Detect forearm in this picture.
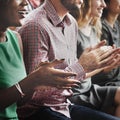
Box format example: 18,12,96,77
0,72,37,110
86,68,104,78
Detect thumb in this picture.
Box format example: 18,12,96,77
36,59,65,69
84,46,92,53
48,59,65,67
92,40,106,50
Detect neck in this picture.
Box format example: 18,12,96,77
81,17,93,28
50,0,68,20
0,32,6,42
0,24,7,33
79,17,93,37
106,13,118,28
0,26,7,42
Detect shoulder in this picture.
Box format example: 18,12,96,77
67,13,78,25
67,13,78,34
7,29,21,41
101,19,110,32
10,30,21,40
19,9,48,34
7,29,23,54
11,30,23,54
24,7,47,25
101,19,109,29
115,20,120,27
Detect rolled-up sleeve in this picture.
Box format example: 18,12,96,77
65,62,86,81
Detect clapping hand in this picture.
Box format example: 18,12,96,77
34,59,80,89
78,40,120,78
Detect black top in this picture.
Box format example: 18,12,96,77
91,19,120,86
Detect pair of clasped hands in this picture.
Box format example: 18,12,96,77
35,40,120,89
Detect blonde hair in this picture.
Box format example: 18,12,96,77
78,0,102,38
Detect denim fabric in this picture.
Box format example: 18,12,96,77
69,105,120,120
19,105,120,120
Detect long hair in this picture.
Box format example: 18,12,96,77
78,0,102,38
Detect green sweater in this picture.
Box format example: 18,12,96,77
0,29,26,119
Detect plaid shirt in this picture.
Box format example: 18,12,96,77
18,0,85,118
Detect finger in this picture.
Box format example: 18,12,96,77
99,48,119,61
108,54,120,67
56,85,72,89
99,55,116,68
36,59,65,68
65,78,80,85
58,77,80,84
55,77,80,86
39,61,49,66
48,59,65,67
92,40,106,50
84,46,92,53
103,59,118,72
95,46,113,57
56,83,80,89
51,68,77,77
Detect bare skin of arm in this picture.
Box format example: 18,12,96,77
0,59,79,110
78,40,120,78
0,33,80,110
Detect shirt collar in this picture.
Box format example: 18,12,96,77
43,0,71,27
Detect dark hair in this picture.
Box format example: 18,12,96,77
102,0,110,18
69,5,80,21
0,0,9,3
0,0,11,9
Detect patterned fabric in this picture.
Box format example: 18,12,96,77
18,0,85,118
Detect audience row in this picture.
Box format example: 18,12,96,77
1,0,120,120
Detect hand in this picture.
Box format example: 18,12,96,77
78,41,120,73
86,56,120,78
34,59,80,89
101,44,120,72
103,52,120,73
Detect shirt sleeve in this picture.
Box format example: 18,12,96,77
18,21,49,74
65,62,86,81
18,21,86,81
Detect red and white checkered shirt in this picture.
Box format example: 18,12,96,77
18,0,85,118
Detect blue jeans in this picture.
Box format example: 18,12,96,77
20,105,120,120
70,105,120,120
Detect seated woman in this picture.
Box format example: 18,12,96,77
92,0,120,86
69,0,120,117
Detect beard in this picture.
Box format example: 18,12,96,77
60,0,78,11
69,5,80,21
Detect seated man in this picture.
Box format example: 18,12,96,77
17,0,120,119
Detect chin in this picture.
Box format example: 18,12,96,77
12,20,22,27
95,13,102,18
